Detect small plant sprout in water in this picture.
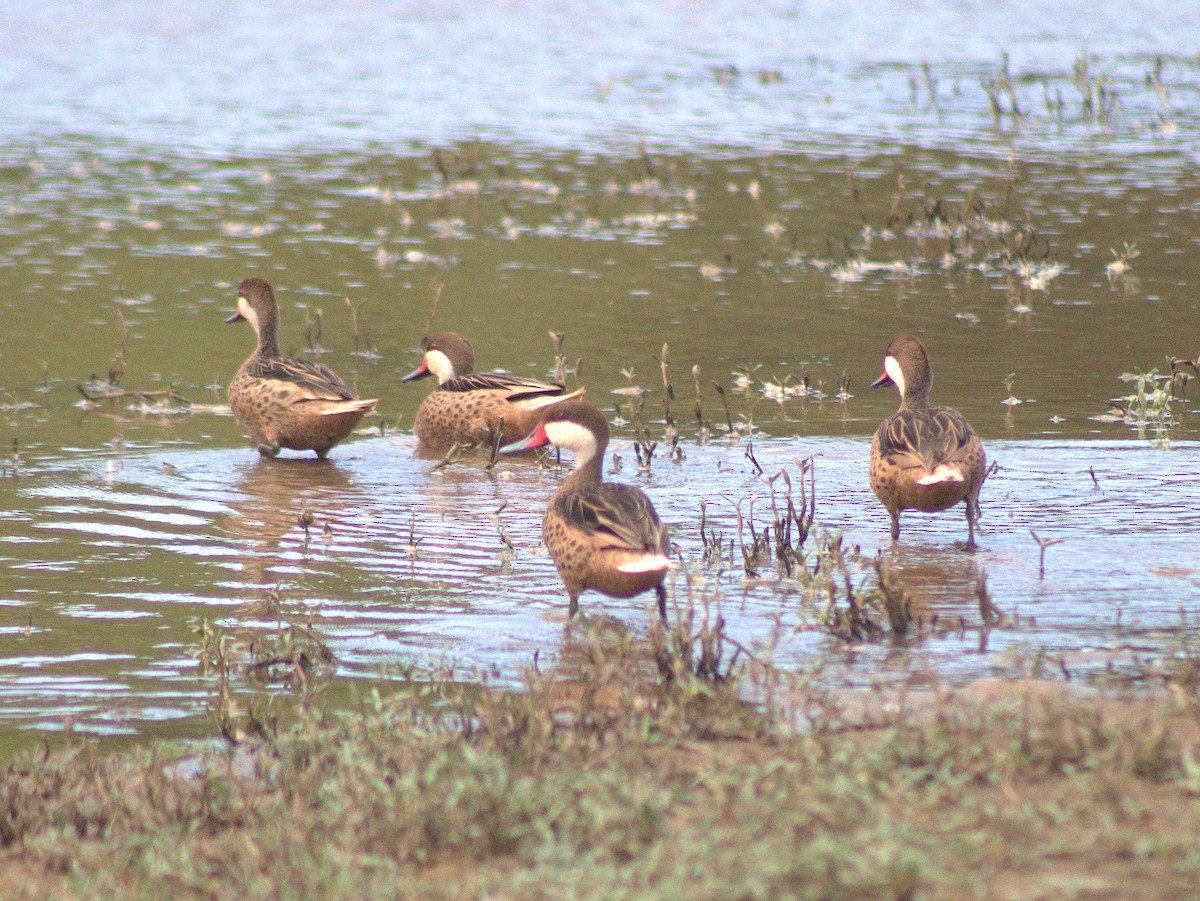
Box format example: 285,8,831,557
549,331,567,383
697,500,727,567
612,367,645,399
407,510,422,560
304,306,323,353
485,416,507,471
6,438,22,478
760,367,823,404
836,370,852,402
1001,373,1022,407
1106,242,1140,279
744,441,764,476
731,359,761,392
344,295,367,349
1030,529,1064,580
491,500,515,557
710,379,736,437
656,343,678,448
431,440,467,472
1110,367,1176,444
629,393,657,473
297,502,315,544
734,495,770,576
692,363,710,439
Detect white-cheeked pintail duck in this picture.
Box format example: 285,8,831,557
402,331,584,451
227,277,378,459
869,334,986,549
501,400,672,620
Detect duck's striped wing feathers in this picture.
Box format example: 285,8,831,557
876,406,974,471
246,356,358,401
554,484,668,555
441,372,567,402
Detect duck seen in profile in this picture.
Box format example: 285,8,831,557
402,331,584,451
500,400,672,620
227,277,378,459
869,334,987,549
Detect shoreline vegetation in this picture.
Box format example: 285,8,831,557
4,611,1200,899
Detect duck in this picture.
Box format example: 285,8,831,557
501,400,672,620
869,334,986,549
226,277,378,459
401,331,585,451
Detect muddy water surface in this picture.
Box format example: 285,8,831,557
1,1,1199,752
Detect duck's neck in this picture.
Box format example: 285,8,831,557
254,315,282,359
562,444,605,489
899,384,932,412
257,334,281,359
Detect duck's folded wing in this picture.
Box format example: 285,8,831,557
877,407,974,469
247,357,358,401
555,486,667,553
442,372,566,402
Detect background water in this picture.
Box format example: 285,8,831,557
0,0,1198,753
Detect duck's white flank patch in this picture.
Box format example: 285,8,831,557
426,349,455,384
917,463,964,485
317,398,377,416
544,420,597,468
523,387,586,410
617,555,673,573
884,353,906,398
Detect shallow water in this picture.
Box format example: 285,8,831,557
1,0,1199,752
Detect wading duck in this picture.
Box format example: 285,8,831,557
501,400,672,620
227,277,378,458
402,331,584,451
869,334,986,549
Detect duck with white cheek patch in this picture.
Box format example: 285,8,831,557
869,335,987,549
402,331,585,452
500,400,672,620
227,277,378,459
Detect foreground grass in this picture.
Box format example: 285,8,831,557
3,631,1200,900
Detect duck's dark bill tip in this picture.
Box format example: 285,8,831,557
401,361,430,382
870,372,893,389
225,311,245,324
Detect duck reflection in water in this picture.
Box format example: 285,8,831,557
224,458,359,588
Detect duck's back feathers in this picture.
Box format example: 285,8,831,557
243,356,359,402
440,371,569,401
875,406,975,474
554,483,669,557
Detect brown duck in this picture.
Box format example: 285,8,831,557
869,335,986,548
227,277,378,458
402,331,584,451
501,400,672,620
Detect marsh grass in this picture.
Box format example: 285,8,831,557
189,613,337,744
1108,364,1183,444
5,625,1200,899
